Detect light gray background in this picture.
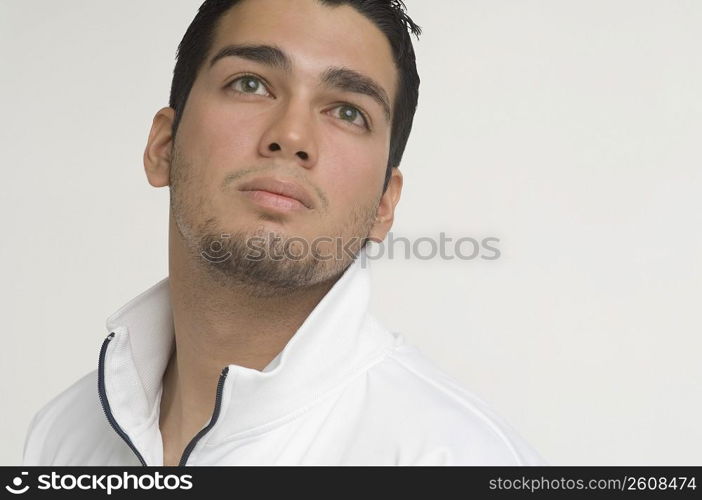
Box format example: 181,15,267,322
1,0,700,465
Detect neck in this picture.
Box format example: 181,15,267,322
159,218,338,461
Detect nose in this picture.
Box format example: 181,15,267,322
258,99,317,168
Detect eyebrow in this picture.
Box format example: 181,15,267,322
320,67,391,123
208,43,392,122
209,44,292,73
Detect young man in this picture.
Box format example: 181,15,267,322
23,0,545,465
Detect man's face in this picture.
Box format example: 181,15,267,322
147,0,402,295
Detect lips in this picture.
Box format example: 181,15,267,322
238,176,314,209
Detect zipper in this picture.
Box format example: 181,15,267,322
97,332,147,466
178,365,230,466
98,331,231,467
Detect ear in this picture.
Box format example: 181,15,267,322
368,168,403,243
143,107,175,187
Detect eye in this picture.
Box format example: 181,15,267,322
228,74,272,97
329,104,370,130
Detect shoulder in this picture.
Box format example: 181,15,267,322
361,332,547,465
23,369,114,465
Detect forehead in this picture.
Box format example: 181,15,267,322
209,0,398,104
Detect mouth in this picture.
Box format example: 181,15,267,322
239,189,308,211
238,176,314,211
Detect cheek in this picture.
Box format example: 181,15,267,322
319,136,387,210
176,95,266,194
184,103,261,166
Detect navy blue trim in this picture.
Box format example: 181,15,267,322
97,332,148,466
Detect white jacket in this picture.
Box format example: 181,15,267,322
23,250,546,466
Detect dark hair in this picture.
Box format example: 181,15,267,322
169,0,421,193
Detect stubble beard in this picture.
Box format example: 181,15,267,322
169,145,379,297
